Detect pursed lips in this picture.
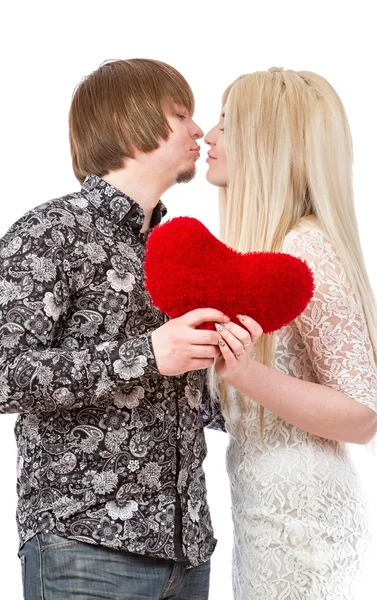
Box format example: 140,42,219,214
190,146,201,159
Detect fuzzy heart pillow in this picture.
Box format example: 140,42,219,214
144,217,314,333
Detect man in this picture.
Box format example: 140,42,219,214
0,59,227,599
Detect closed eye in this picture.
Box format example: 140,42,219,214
177,114,186,120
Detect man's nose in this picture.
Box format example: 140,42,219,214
192,122,204,139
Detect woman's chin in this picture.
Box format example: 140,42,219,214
205,171,227,188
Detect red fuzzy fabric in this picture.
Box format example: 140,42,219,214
144,217,315,334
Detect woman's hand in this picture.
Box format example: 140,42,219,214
215,315,263,381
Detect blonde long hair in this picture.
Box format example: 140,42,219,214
216,68,377,419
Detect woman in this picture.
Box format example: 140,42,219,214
204,68,377,599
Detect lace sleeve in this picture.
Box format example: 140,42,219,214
284,227,377,413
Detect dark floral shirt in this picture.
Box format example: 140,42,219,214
0,174,224,567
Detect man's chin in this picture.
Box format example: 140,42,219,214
176,166,196,184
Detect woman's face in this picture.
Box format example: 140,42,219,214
204,107,228,187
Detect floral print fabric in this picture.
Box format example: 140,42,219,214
0,174,224,566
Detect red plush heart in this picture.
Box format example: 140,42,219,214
144,217,314,333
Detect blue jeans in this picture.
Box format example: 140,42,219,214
19,533,211,600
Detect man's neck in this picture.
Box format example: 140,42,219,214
103,164,170,233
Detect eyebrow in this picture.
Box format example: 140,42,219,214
171,103,191,115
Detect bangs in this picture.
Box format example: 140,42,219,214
145,62,195,116
69,58,195,182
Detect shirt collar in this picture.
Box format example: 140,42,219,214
81,174,167,232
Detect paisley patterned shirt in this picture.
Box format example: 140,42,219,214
0,174,224,567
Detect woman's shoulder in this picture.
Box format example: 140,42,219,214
282,218,331,258
282,219,352,294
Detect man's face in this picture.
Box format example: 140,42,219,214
152,103,204,185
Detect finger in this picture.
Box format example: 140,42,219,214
215,323,245,357
187,329,221,346
190,345,221,359
218,337,238,369
221,321,252,347
237,315,263,340
187,358,216,371
182,308,230,328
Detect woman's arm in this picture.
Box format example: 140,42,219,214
216,228,377,444
220,347,377,444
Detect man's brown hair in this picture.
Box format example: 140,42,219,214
69,59,195,183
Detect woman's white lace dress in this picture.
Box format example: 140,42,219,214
226,221,377,599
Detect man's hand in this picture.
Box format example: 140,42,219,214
151,309,229,376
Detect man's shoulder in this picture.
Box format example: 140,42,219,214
26,189,89,220
1,189,91,244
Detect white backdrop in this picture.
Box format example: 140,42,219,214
1,1,377,598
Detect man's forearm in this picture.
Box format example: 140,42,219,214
0,332,159,415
